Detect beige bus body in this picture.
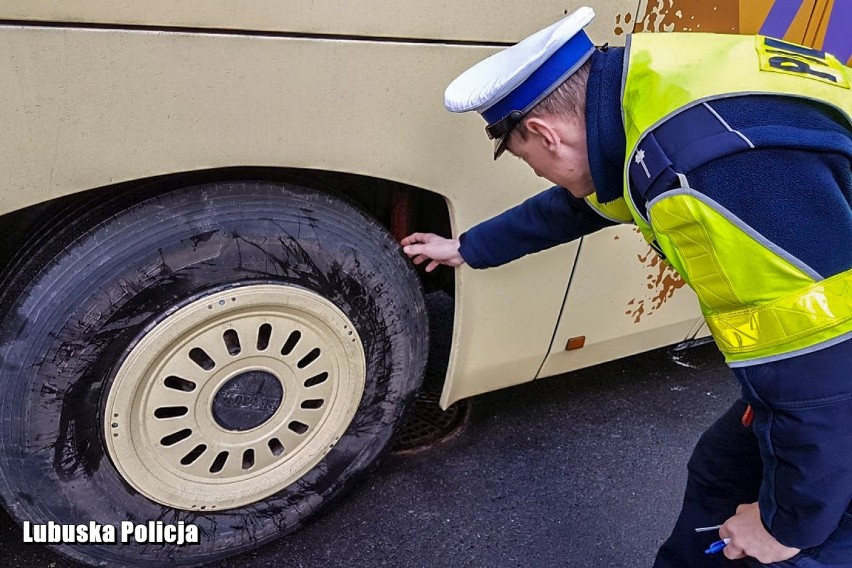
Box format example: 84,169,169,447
0,1,712,412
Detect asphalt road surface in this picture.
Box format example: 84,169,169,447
1,343,739,568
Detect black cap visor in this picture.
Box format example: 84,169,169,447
485,110,524,160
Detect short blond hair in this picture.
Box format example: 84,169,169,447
509,58,592,143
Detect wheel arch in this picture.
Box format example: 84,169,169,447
0,166,454,288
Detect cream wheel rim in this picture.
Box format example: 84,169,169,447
104,284,366,511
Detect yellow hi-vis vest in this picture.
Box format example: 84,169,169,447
588,33,852,364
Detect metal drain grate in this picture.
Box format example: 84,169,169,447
392,390,469,453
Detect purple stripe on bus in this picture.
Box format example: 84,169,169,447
822,2,852,63
759,0,804,38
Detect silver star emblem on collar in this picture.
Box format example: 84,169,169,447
634,148,651,178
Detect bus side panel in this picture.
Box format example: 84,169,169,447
0,26,581,407
0,1,638,44
539,227,705,379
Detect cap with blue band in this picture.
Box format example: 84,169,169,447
444,7,596,159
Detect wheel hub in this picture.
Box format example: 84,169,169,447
103,284,366,511
211,370,284,432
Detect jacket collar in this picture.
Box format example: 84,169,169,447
585,47,627,203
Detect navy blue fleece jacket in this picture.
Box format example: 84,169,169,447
455,46,852,550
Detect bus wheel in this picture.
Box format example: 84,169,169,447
0,181,428,566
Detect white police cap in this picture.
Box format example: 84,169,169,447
444,7,596,159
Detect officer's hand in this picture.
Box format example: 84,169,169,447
719,503,800,564
400,233,465,272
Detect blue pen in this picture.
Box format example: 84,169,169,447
704,538,731,555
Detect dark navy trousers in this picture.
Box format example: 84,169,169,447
653,339,852,568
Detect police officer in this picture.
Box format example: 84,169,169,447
402,7,852,567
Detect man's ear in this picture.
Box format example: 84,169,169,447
523,117,560,152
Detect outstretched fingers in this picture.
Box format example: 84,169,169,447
399,232,464,270
400,232,432,247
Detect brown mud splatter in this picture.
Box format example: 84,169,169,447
625,244,686,323
614,0,740,36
